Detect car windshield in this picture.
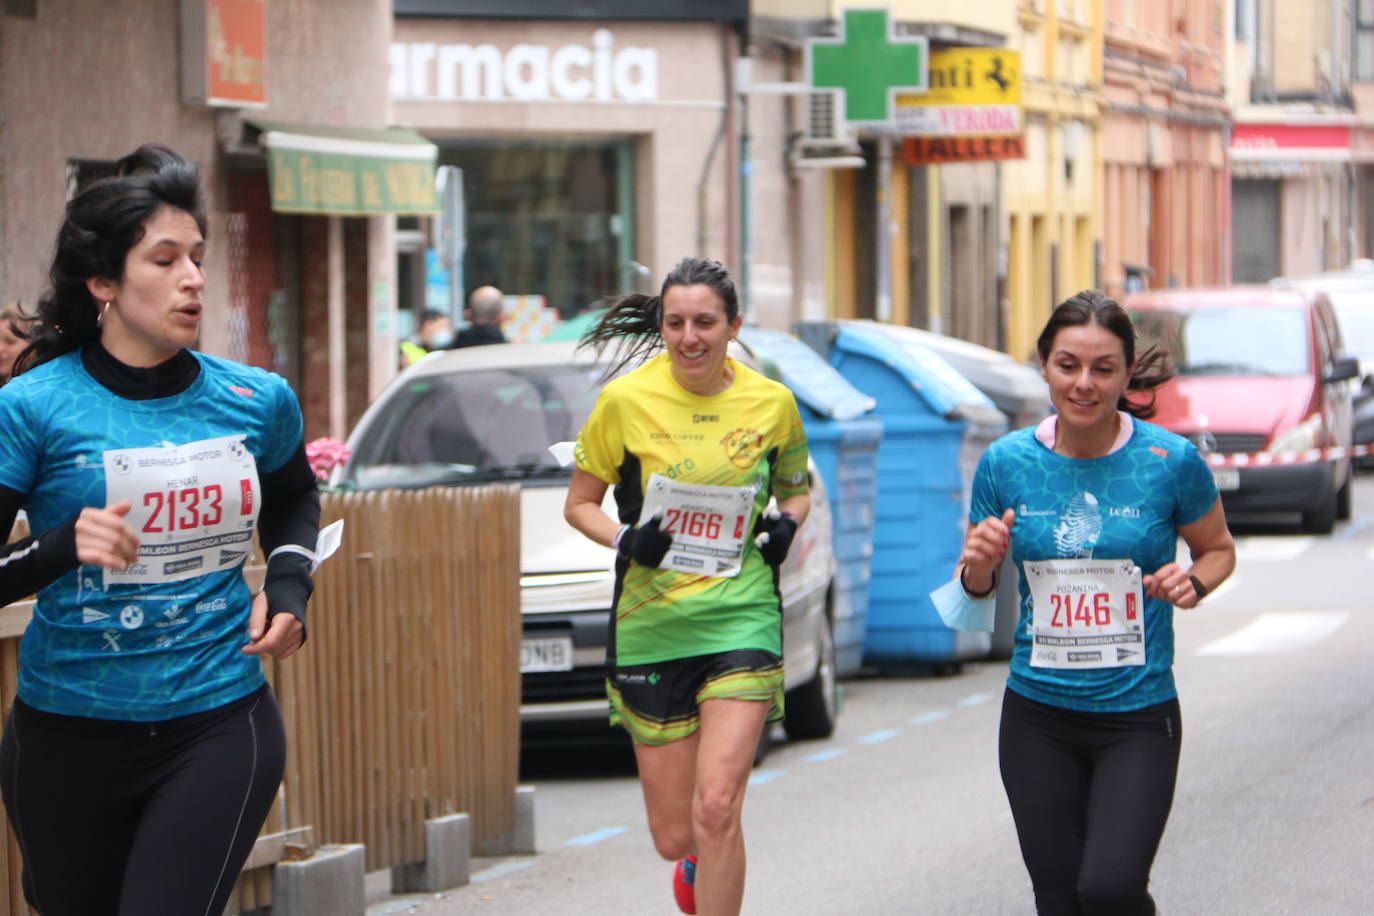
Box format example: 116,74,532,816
346,364,603,489
1129,306,1309,376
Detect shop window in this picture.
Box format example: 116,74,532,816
434,140,633,320
1357,0,1374,82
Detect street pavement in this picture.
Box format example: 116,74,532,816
367,476,1374,916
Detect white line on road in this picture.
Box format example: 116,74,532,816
856,728,901,744
1205,575,1237,603
1334,516,1374,540
804,748,848,763
958,693,994,707
1234,535,1315,562
909,711,950,725
1197,612,1350,656
471,861,536,883
564,826,630,846
748,769,787,786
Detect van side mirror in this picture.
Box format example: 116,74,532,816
1324,354,1360,383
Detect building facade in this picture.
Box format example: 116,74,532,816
749,1,1018,350
1100,0,1231,297
1230,0,1370,281
1003,0,1102,362
389,0,748,335
1,0,426,441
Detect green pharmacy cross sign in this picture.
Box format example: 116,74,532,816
807,7,928,126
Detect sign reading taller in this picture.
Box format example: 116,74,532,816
807,8,928,127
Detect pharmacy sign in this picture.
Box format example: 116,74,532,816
807,7,928,127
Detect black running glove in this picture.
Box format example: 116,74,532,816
617,512,673,568
753,509,798,567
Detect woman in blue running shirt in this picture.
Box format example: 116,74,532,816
0,145,320,915
958,290,1236,915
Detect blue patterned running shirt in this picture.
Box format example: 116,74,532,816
970,415,1219,713
0,350,303,720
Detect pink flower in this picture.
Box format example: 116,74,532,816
305,437,351,482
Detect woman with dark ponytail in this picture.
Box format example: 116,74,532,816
565,257,810,916
0,144,320,915
942,289,1236,914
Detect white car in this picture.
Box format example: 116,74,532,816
341,340,840,745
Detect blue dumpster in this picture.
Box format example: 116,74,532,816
859,325,1049,659
738,326,881,678
795,321,1007,673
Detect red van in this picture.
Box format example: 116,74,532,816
1124,286,1359,533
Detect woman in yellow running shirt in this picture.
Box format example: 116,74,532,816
566,257,810,916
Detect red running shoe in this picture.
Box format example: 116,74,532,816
673,855,698,914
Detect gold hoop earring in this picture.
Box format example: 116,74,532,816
99,300,111,325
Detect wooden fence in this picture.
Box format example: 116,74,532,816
0,485,523,915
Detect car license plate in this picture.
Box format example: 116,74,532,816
521,635,573,673
1212,468,1239,491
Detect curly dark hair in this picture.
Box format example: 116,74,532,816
15,144,207,375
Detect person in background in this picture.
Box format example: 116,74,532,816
454,285,507,348
954,289,1236,915
0,144,320,915
564,257,809,916
0,301,32,385
400,308,454,367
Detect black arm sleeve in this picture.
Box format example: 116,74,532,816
0,485,82,608
257,442,321,635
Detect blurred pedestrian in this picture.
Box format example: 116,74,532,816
942,289,1236,914
0,143,321,915
454,284,507,347
565,257,810,916
0,301,32,385
400,307,453,367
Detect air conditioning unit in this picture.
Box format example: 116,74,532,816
799,91,861,156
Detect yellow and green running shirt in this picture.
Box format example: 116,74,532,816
575,353,809,666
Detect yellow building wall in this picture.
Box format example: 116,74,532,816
840,0,1018,37
1004,0,1104,362
830,169,859,320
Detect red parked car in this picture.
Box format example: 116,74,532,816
1125,286,1359,533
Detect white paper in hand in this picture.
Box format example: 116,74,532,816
312,519,345,572
548,441,577,467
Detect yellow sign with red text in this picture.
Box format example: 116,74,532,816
895,47,1021,137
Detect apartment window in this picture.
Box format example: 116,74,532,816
1357,0,1374,81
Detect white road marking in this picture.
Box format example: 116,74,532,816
470,861,535,883
957,693,993,708
1197,612,1350,656
804,748,848,763
564,826,629,846
1204,575,1237,603
748,769,787,786
909,711,949,725
856,728,901,744
1233,535,1314,562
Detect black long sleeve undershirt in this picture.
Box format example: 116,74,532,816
0,342,319,629
257,443,321,635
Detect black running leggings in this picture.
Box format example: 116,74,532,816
999,687,1182,916
0,686,286,916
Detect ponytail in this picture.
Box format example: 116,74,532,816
578,256,740,381
579,292,664,381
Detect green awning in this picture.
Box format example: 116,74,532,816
247,120,439,216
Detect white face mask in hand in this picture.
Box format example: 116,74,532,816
929,577,996,632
